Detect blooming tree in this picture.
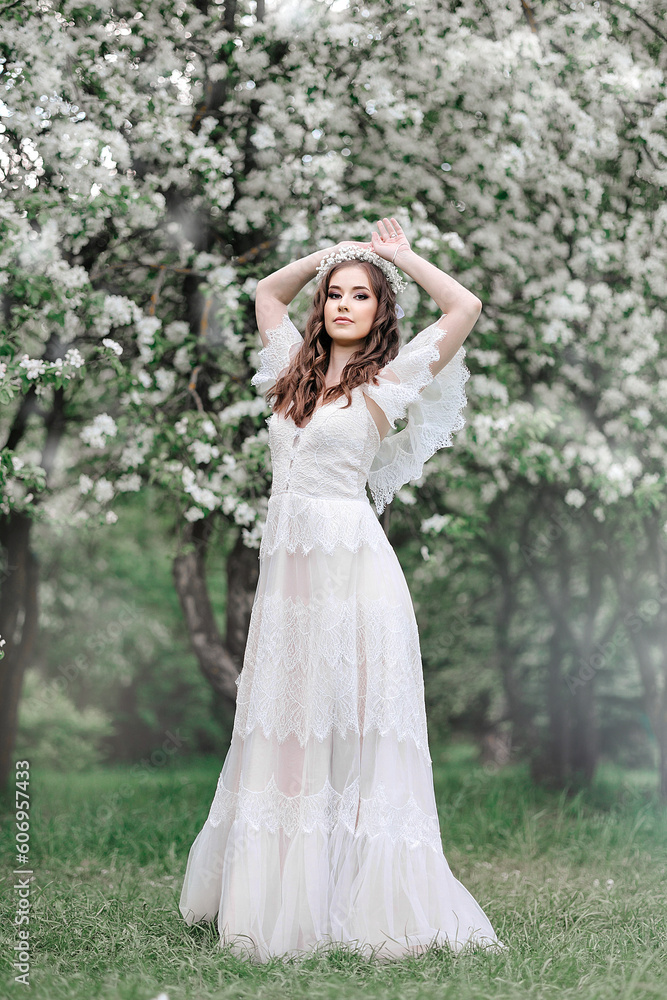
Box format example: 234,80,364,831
1,0,667,793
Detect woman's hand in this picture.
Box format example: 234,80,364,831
370,217,411,265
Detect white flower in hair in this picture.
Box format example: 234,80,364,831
316,247,408,295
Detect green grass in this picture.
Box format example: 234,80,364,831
1,744,666,1000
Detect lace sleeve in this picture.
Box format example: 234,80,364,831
250,314,303,397
361,322,470,515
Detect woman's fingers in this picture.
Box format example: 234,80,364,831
376,218,391,241
376,217,403,241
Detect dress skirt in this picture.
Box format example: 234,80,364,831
179,492,504,962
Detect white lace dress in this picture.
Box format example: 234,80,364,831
179,314,504,962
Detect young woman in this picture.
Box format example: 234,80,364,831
179,218,505,962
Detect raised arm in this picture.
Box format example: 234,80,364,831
370,218,482,378
255,241,372,346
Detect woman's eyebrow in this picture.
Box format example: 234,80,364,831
328,284,371,291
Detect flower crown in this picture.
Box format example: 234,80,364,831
315,247,408,295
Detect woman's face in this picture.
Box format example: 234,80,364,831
323,265,379,344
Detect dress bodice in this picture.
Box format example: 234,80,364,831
268,387,381,502
251,313,471,516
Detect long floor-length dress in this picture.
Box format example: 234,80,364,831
179,312,505,962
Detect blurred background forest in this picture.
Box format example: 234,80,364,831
1,0,667,800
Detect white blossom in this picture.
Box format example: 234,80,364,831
122,427,154,466
184,506,205,522
421,513,451,534
116,473,142,492
102,294,139,331
105,510,118,524
188,485,218,510
19,355,47,379
190,440,220,464
565,489,586,509
80,413,118,449
136,315,161,343
481,481,499,503
64,348,84,369
46,260,89,289
102,338,123,356
631,406,652,426
396,487,416,505
173,346,191,373
155,369,176,393
164,321,189,344
79,474,93,495
242,522,263,549
233,501,255,526
219,397,268,424
442,231,466,253
94,478,114,503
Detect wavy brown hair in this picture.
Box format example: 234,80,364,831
267,260,401,428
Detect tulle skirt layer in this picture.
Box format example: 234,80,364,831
179,729,503,962
179,512,504,962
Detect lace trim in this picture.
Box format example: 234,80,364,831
207,775,442,852
362,323,450,430
357,782,443,851
234,591,431,758
251,314,303,395
209,774,358,834
361,323,470,515
261,491,392,557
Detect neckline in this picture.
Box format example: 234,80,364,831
291,399,335,431
282,386,380,446
289,386,345,430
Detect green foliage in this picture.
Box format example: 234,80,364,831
15,667,113,772
30,487,234,763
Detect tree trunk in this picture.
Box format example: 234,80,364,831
568,667,598,785
566,555,605,784
542,536,571,785
0,513,39,789
225,531,260,664
0,374,66,788
628,624,667,800
486,539,534,755
605,517,667,801
545,626,569,784
173,518,258,704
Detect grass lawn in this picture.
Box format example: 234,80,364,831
1,742,666,1000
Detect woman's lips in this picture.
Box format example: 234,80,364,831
334,317,353,324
